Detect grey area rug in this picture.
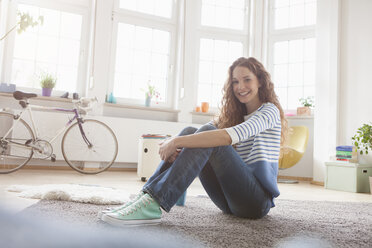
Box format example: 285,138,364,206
20,196,372,248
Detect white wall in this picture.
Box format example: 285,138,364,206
338,0,372,145
313,0,341,183
313,0,372,183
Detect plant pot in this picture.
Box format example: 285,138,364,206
42,88,53,97
357,152,372,165
145,96,151,107
297,106,311,116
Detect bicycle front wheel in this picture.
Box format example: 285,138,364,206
61,119,118,174
0,112,34,174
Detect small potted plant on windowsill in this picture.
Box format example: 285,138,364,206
143,81,160,107
40,73,57,97
352,122,372,164
297,96,314,116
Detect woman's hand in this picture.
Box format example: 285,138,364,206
159,137,179,162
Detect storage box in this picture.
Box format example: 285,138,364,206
325,162,372,193
137,135,169,182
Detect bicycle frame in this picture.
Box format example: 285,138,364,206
1,102,91,148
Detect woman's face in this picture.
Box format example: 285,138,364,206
232,66,261,105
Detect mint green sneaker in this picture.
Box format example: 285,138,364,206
101,193,162,226
98,192,145,219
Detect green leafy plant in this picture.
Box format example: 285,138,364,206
142,81,160,99
0,11,43,41
299,96,315,108
352,123,372,155
40,73,57,89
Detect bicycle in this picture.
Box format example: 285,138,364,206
0,91,118,174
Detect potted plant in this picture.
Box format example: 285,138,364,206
352,123,372,164
143,81,160,107
297,96,314,116
40,73,57,97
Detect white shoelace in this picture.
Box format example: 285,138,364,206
117,195,153,216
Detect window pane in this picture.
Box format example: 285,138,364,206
305,2,316,25
303,62,315,85
119,0,173,18
274,0,316,30
273,64,288,87
12,4,83,92
275,0,289,8
274,41,288,64
303,86,315,99
275,7,289,29
198,83,212,103
199,61,213,83
288,63,303,86
113,23,170,102
197,39,243,107
275,87,288,110
289,39,303,63
289,3,305,27
288,86,303,109
201,0,246,30
304,38,316,61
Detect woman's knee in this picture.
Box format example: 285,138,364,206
196,124,217,133
178,126,198,136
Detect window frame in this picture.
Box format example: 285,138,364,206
1,0,91,96
107,0,179,108
267,0,316,111
190,0,251,111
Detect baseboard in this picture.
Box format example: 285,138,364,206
310,180,324,186
277,175,312,181
22,165,137,172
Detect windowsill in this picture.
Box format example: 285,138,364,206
190,111,216,117
0,92,73,103
104,102,180,113
286,115,314,119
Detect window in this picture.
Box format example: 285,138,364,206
268,0,317,110
119,0,173,18
195,0,249,108
2,1,89,94
198,38,243,107
109,0,175,106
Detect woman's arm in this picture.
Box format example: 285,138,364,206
159,129,231,161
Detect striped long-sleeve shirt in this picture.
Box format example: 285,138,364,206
224,102,281,206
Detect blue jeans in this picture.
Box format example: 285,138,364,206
143,124,272,219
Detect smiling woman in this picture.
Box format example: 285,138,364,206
98,57,288,227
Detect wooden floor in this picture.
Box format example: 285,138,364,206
0,169,371,213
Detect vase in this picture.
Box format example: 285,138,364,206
145,96,151,107
42,88,52,97
201,102,209,113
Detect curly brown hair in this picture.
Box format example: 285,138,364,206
215,57,288,145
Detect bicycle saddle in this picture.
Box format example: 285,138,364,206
13,91,37,100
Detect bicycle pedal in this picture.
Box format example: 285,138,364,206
51,154,56,162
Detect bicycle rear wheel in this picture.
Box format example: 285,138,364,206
0,112,34,174
61,119,118,174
